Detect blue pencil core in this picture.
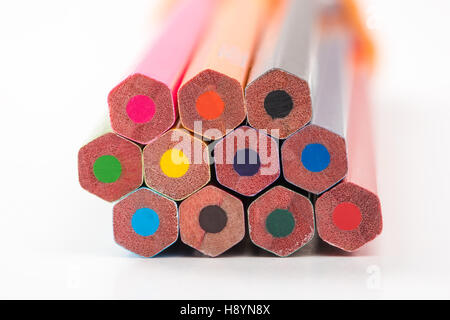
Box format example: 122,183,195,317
131,208,160,237
233,148,261,177
301,143,330,173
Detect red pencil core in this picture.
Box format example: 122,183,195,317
332,202,362,231
126,95,156,124
195,91,225,120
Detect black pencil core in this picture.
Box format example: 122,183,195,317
264,90,293,119
199,205,228,234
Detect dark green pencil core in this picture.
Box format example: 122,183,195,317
265,209,295,238
93,155,122,183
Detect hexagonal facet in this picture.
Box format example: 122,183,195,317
315,182,382,252
113,188,178,257
179,185,245,257
108,73,175,144
214,126,280,197
245,68,312,139
143,129,210,201
78,133,143,202
281,124,347,194
248,186,314,257
178,69,246,140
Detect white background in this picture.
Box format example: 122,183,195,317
0,0,449,299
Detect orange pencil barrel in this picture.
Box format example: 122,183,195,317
178,0,272,140
340,0,376,68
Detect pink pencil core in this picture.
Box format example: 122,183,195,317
126,95,156,124
332,202,362,231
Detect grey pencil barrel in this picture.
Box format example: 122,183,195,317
247,0,319,85
245,0,320,139
311,32,351,138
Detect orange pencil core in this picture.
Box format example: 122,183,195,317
195,91,225,120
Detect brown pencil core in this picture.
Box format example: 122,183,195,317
179,185,245,257
199,205,228,233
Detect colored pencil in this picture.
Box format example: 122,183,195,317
281,31,350,195
113,188,178,257
315,67,382,252
245,0,320,139
248,185,314,257
178,0,272,140
143,128,210,201
78,132,143,202
108,0,217,144
179,185,245,257
214,126,280,197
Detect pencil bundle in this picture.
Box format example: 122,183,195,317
78,0,382,257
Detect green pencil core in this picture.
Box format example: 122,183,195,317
93,155,122,183
265,209,295,238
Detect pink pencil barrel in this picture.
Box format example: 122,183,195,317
108,0,217,144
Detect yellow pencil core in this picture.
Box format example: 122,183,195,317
159,148,190,178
